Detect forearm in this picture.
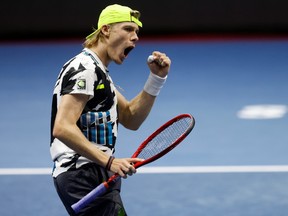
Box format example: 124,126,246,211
53,122,109,167
53,123,144,177
118,70,168,130
53,94,110,167
119,90,156,130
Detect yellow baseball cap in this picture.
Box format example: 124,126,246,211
86,4,143,39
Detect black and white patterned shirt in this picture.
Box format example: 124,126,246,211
50,48,118,177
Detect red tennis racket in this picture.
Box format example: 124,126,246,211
72,113,195,213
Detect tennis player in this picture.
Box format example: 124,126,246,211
50,4,171,216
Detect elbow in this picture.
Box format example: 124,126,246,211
52,122,65,140
119,110,143,130
129,124,141,131
121,121,141,131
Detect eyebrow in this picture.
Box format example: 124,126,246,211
122,23,139,30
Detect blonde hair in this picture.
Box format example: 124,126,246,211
83,24,119,48
83,29,103,48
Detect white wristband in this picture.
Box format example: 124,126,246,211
143,72,167,96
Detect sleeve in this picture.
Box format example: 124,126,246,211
61,62,97,98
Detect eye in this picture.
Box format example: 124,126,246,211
124,26,134,32
123,25,139,34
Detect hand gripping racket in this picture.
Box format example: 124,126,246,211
72,113,195,213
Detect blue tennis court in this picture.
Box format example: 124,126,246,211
0,37,288,215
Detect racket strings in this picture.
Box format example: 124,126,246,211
137,117,191,160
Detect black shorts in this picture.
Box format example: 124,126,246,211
53,163,127,216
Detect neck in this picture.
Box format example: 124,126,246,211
89,45,110,67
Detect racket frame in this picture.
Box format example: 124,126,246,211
132,113,194,168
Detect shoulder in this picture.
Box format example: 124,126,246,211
62,51,95,70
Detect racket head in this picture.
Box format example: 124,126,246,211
132,113,195,168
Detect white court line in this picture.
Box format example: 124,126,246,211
1,166,288,175
138,165,288,173
0,168,52,175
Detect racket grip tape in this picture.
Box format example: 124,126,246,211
71,182,108,214
147,55,154,63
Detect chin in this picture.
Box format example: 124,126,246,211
114,59,123,65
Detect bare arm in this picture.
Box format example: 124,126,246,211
53,94,141,177
53,94,109,166
118,51,171,130
117,90,156,130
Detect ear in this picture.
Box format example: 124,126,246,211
101,25,110,37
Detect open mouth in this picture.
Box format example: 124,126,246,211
124,46,134,57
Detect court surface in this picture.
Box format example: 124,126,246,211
0,37,288,215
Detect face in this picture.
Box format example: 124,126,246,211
105,22,140,64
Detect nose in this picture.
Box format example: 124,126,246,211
131,31,139,42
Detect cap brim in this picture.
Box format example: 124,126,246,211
86,29,100,39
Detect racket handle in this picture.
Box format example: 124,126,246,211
71,182,108,214
147,55,154,63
